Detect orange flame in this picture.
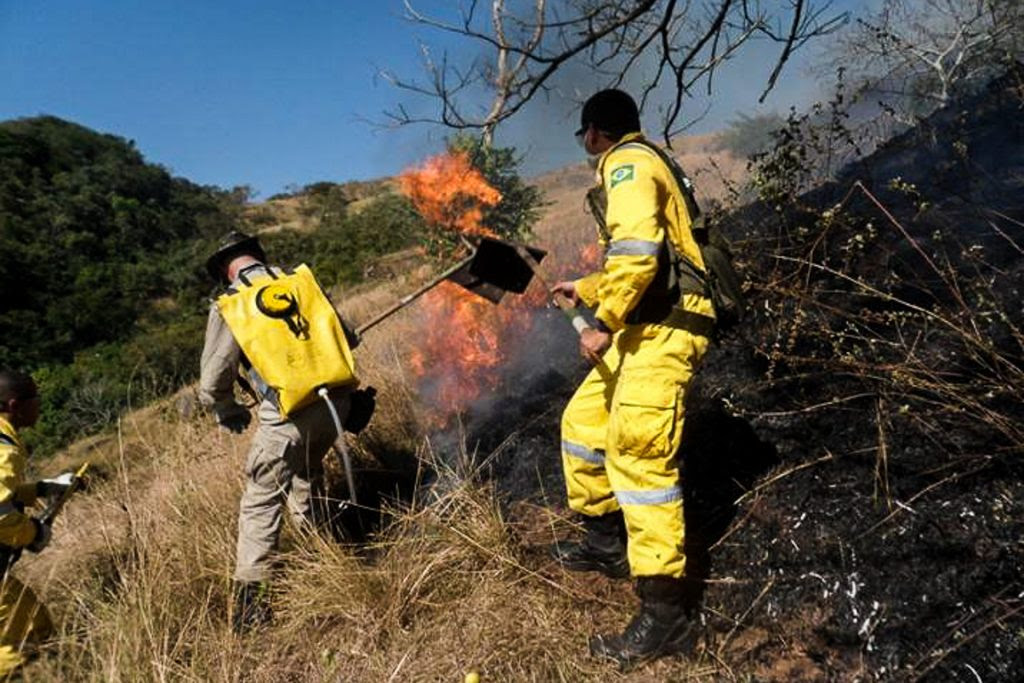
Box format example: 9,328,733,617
408,281,520,415
399,150,601,425
400,151,517,422
398,151,501,236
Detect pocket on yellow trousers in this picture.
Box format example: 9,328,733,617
613,377,679,457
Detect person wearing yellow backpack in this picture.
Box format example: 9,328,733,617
549,90,717,668
199,231,371,634
0,370,76,674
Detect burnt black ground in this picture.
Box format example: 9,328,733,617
336,70,1024,681
430,72,1024,681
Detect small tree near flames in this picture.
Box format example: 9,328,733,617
400,135,542,260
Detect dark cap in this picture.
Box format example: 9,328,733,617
577,89,641,141
205,231,266,282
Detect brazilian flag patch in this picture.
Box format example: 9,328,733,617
609,164,635,188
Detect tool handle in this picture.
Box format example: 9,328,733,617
512,245,593,335
318,387,358,505
39,462,90,526
356,254,476,336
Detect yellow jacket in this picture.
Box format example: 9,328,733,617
576,133,714,331
0,416,40,548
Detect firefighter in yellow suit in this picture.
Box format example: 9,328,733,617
0,370,75,675
550,90,715,668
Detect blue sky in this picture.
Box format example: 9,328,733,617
1,1,867,197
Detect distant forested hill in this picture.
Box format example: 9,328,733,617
0,115,233,368
0,116,240,452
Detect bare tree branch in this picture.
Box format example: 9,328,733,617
382,0,848,144
823,0,1024,118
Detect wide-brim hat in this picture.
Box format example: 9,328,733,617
205,231,266,282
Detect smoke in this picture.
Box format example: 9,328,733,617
415,300,589,499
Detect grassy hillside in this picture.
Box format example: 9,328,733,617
15,76,1023,681
12,124,748,681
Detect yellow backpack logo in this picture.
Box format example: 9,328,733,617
217,264,357,416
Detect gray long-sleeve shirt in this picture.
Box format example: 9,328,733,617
198,264,285,426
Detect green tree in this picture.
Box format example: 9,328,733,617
447,134,543,243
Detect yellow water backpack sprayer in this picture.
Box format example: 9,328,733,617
216,263,362,504
209,231,553,507
216,264,358,418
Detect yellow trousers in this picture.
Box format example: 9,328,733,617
561,324,708,578
0,573,53,675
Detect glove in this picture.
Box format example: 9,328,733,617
27,518,51,553
343,386,377,435
219,410,252,434
37,471,75,498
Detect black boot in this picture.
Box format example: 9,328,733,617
232,580,272,634
589,576,697,669
549,513,629,579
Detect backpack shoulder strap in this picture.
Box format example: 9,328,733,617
585,186,612,244
611,139,703,225
609,138,710,291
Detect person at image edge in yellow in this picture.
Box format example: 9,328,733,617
0,369,76,674
550,89,716,669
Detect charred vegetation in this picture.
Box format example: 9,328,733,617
404,68,1024,680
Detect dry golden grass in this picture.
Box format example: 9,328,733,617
17,399,715,681
13,142,744,681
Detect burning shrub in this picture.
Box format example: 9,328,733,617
394,138,551,424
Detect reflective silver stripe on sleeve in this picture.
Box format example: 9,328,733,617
606,240,660,257
0,501,17,516
561,440,605,465
614,486,682,506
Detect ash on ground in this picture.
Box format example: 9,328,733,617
419,71,1024,681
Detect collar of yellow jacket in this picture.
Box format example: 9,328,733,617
596,131,646,180
0,414,21,446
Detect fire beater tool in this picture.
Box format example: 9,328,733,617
354,236,547,336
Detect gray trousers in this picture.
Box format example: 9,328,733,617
234,391,350,583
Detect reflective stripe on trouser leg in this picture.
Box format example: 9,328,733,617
561,344,622,518
605,325,708,579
